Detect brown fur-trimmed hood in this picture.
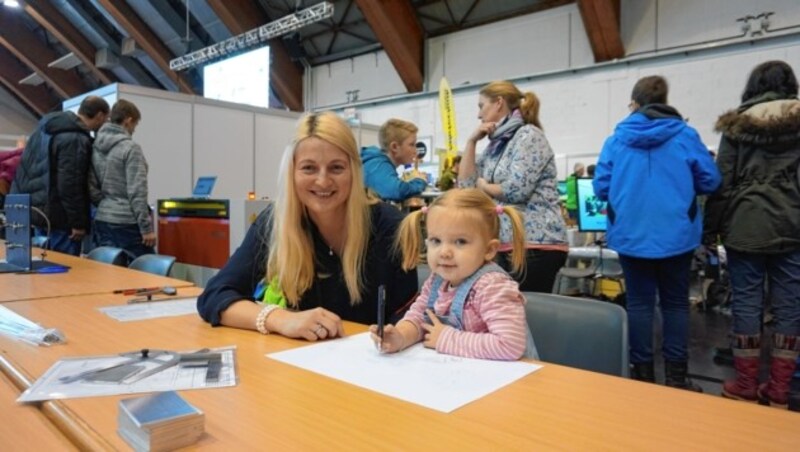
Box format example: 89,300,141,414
715,99,800,144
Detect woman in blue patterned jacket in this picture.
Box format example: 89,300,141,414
459,80,567,292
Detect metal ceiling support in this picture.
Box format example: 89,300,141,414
0,46,59,116
207,0,305,111
577,0,624,62
149,0,206,53
23,0,115,85
93,0,196,93
355,0,424,92
0,9,88,98
60,0,161,89
170,2,333,71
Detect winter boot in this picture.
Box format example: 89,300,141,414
664,361,703,392
721,334,761,402
630,362,655,383
758,334,800,408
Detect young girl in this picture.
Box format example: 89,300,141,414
370,188,538,361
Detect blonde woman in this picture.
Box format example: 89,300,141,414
198,112,418,340
360,118,427,202
459,80,567,292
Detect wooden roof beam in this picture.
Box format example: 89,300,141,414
94,0,196,94
355,0,423,92
23,0,115,86
0,47,59,116
207,1,304,111
577,0,624,62
0,9,88,99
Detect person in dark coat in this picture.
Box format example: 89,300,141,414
704,60,800,408
11,96,109,255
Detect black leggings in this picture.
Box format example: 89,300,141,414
497,249,568,293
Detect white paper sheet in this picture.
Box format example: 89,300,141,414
98,298,198,322
18,347,237,402
267,333,542,413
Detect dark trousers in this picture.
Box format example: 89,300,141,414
93,220,154,260
727,249,800,336
498,248,568,293
35,227,81,256
618,251,693,364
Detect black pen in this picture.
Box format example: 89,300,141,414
377,285,386,345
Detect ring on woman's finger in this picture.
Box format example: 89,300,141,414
314,324,325,336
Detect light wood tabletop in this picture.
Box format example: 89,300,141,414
0,246,193,303
0,366,77,451
1,289,798,451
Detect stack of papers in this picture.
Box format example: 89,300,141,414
118,391,204,452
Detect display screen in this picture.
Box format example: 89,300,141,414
203,46,270,109
192,176,217,197
557,180,567,196
576,178,607,232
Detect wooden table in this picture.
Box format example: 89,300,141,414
0,367,76,451
1,290,798,450
0,247,193,303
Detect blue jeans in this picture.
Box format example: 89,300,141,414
93,220,154,260
619,252,693,364
35,227,81,256
727,249,800,337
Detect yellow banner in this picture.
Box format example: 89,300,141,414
438,77,457,161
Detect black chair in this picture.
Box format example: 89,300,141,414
524,292,629,377
128,254,176,277
86,246,128,266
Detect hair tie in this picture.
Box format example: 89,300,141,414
495,205,504,216
421,206,428,215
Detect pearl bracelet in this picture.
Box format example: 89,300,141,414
255,305,281,335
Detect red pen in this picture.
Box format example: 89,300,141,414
113,287,161,296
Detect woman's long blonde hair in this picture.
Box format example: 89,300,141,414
267,112,375,306
480,80,542,130
395,188,527,275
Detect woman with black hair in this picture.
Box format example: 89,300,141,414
705,60,800,408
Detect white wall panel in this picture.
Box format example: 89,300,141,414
622,0,800,54
122,94,192,203
622,0,657,55
570,9,595,67
312,51,406,107
193,104,254,200
428,7,572,87
0,87,36,138
254,113,299,200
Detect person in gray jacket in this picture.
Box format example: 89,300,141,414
90,99,155,259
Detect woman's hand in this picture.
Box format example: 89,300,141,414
476,177,488,193
369,324,405,353
268,307,345,341
421,309,446,349
469,122,497,143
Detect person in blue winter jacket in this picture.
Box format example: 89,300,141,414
593,75,721,391
360,118,427,202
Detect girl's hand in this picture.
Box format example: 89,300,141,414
270,307,345,341
421,309,446,349
468,122,496,143
369,324,405,353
